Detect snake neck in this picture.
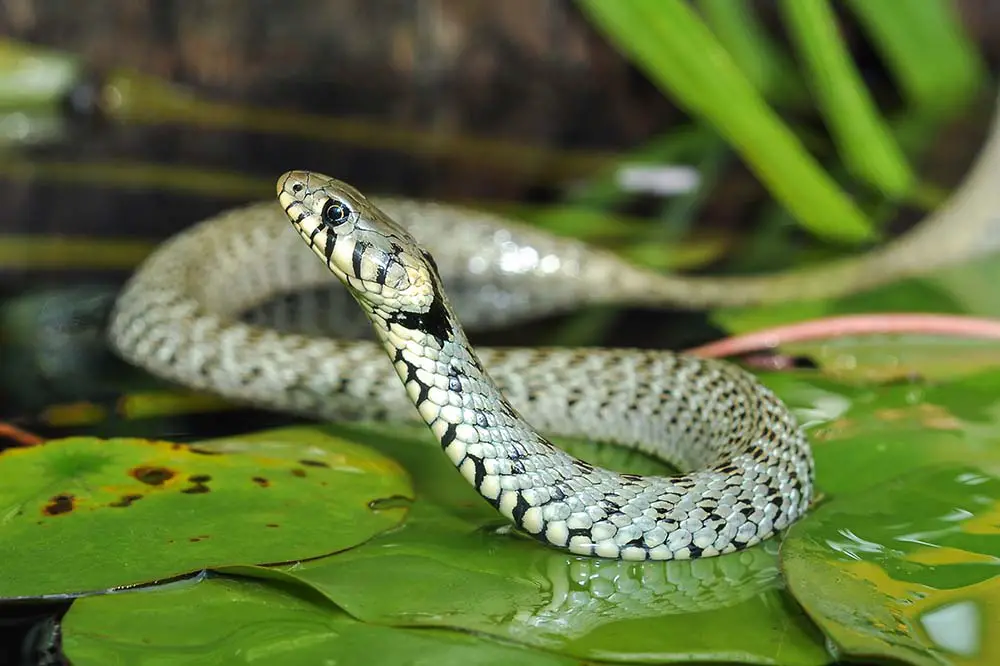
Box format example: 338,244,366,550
366,286,565,517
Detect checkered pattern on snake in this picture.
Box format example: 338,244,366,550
107,170,815,561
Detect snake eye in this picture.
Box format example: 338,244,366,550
321,199,351,227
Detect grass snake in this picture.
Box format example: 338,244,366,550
109,170,817,561
107,103,1000,559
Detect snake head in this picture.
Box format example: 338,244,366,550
277,170,439,314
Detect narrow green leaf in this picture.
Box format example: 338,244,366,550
845,0,988,118
696,0,808,105
577,0,876,244
779,0,915,198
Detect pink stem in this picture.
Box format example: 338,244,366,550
687,313,1000,359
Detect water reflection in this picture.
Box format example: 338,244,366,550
509,539,782,637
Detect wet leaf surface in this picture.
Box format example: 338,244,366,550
783,466,1000,666
776,371,1000,666
0,428,412,599
62,575,578,666
221,422,829,665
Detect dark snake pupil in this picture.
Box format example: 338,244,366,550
322,200,349,226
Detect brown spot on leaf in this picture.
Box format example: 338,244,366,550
291,468,306,478
188,535,211,542
131,466,175,486
109,494,143,508
181,474,211,494
252,476,270,488
299,459,330,468
266,523,280,528
43,493,75,516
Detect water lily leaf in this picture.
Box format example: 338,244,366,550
775,369,1000,665
0,428,412,599
770,371,1000,497
782,466,1000,666
223,422,829,665
62,575,576,666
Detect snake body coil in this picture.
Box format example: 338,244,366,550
107,169,815,561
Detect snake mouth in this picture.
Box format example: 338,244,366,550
276,171,315,223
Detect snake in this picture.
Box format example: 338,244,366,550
108,167,815,562
106,93,1000,561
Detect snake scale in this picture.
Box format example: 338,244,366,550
107,97,1000,560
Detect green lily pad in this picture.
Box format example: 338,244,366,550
62,575,577,666
766,371,1000,497
774,369,1000,665
0,428,412,599
782,466,1000,666
223,422,829,665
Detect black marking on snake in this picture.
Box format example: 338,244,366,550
352,240,370,278
440,423,457,448
625,536,647,549
374,253,389,285
497,401,519,421
323,226,337,259
483,490,502,509
566,527,594,540
396,354,420,386
511,493,531,524
467,454,486,489
302,218,322,250
412,377,431,404
385,283,454,343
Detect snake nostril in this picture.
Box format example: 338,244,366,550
291,182,303,194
